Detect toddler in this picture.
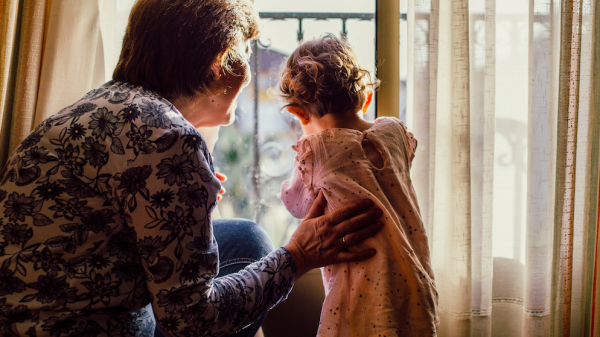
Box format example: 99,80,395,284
279,34,439,336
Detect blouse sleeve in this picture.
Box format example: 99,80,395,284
280,139,317,219
399,120,418,168
119,126,296,336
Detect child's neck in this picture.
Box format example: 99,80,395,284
303,110,374,136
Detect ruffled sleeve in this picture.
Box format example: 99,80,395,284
399,120,418,167
280,139,317,219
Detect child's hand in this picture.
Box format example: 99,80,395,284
216,172,227,201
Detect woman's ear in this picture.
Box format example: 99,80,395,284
211,60,222,79
286,106,310,125
362,91,373,114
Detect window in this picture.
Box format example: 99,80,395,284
212,0,383,246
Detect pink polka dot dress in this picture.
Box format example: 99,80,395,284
281,117,439,337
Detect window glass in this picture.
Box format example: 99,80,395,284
213,1,376,246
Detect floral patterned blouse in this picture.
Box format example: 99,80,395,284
0,81,296,337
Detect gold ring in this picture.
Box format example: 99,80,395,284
342,236,347,245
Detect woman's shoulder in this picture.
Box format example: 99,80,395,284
37,81,211,169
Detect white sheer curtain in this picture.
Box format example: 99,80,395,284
0,0,135,169
33,0,135,125
406,0,599,336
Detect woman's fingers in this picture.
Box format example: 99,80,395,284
342,221,384,248
215,172,227,182
284,196,384,280
304,191,327,219
324,198,375,228
333,206,383,241
216,173,226,201
336,249,377,264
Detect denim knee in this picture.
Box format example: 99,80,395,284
212,218,275,275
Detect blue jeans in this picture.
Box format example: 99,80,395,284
154,218,275,337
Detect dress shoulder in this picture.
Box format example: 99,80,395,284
291,137,315,189
375,117,418,165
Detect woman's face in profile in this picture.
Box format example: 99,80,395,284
178,41,252,128
211,41,252,126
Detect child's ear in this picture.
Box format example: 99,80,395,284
286,106,310,125
362,91,373,114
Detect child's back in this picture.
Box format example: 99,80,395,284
278,34,438,336
282,118,438,336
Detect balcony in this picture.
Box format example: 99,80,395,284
213,10,400,246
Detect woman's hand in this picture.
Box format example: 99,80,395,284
284,191,384,279
215,172,227,201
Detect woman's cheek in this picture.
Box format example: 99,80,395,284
241,62,251,88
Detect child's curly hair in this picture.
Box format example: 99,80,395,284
279,34,379,118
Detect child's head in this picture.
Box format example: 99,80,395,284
279,34,379,121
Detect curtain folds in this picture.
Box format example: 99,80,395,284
33,0,136,127
0,0,47,168
553,0,598,336
524,1,561,336
33,0,105,126
0,0,135,169
566,0,600,335
408,0,598,335
591,0,600,332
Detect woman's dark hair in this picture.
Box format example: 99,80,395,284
279,34,379,118
113,0,259,100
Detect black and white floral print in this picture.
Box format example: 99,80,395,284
0,81,296,336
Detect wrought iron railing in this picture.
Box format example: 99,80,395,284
249,13,377,223
259,13,375,41
249,13,382,230
217,12,410,245
220,10,556,247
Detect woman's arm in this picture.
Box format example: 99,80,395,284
122,122,383,336
121,123,296,336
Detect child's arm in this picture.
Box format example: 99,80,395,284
280,141,317,219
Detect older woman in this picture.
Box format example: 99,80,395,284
0,0,383,336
